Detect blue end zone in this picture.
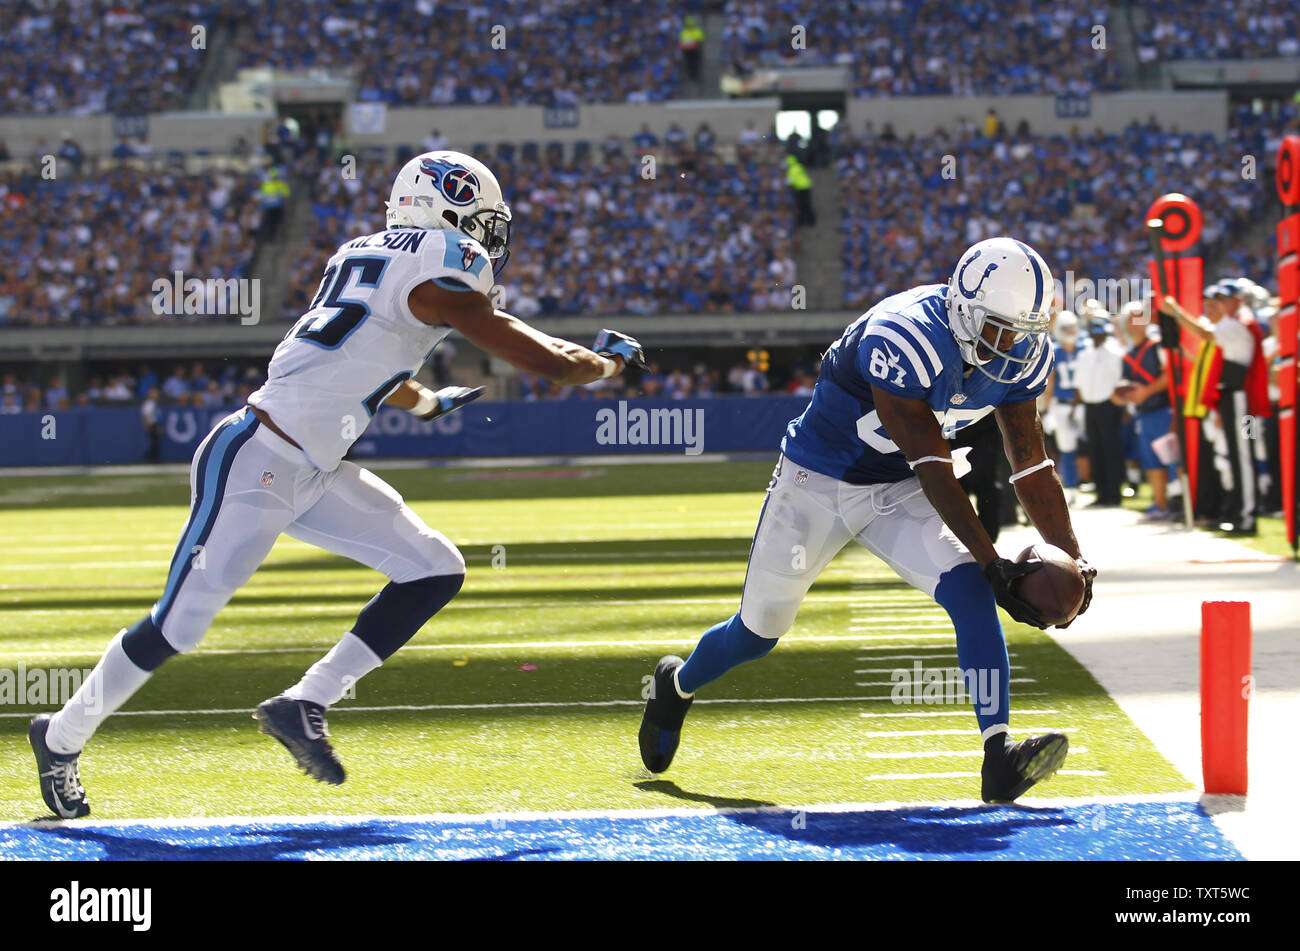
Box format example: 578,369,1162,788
0,800,1240,860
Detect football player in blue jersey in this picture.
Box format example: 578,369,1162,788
639,237,1096,803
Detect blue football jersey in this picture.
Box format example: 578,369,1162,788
781,283,1055,485
1051,342,1080,403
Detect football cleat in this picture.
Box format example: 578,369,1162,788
981,732,1068,804
254,695,346,785
638,655,694,773
29,714,90,819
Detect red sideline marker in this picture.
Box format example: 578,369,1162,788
1200,601,1251,794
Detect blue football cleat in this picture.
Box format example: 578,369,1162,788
254,695,346,785
29,714,90,819
981,732,1068,803
639,655,694,773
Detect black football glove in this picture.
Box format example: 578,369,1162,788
1056,557,1096,629
422,385,484,420
983,557,1048,630
592,329,647,371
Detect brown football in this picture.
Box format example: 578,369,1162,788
1015,543,1085,626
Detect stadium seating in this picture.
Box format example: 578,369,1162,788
723,0,1121,96
0,1,218,115
836,106,1278,310
284,137,799,321
232,0,691,105
1134,0,1300,62
0,164,261,326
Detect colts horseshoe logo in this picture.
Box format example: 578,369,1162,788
956,252,998,299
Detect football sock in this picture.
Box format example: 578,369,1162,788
934,562,1010,736
285,632,382,708
282,573,465,708
677,612,776,696
350,573,464,660
45,627,154,755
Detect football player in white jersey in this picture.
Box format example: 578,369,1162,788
30,151,647,818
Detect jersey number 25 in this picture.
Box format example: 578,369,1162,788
291,256,388,349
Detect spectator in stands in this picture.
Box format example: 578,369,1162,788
103,375,132,402
45,377,69,411
1074,315,1127,507
162,366,189,403
188,361,209,395
136,364,159,400
633,124,659,153
694,122,717,156
741,357,769,395
57,132,84,176
423,128,449,153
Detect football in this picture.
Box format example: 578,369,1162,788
1015,543,1086,627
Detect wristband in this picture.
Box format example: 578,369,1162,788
1008,458,1055,483
599,356,620,379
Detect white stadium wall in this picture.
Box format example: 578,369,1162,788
0,92,1228,159
844,91,1229,138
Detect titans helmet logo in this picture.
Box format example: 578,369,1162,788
420,157,480,207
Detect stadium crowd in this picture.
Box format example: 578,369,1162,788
4,0,1298,119
723,0,1120,96
284,128,798,320
0,0,216,115
1135,0,1300,62
0,165,261,327
234,0,695,106
0,361,267,415
836,104,1284,311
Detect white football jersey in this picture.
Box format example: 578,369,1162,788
248,227,494,471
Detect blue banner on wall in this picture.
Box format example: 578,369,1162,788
1,397,812,468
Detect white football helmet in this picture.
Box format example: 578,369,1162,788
386,150,512,272
947,237,1054,383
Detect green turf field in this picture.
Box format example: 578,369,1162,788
0,461,1191,821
